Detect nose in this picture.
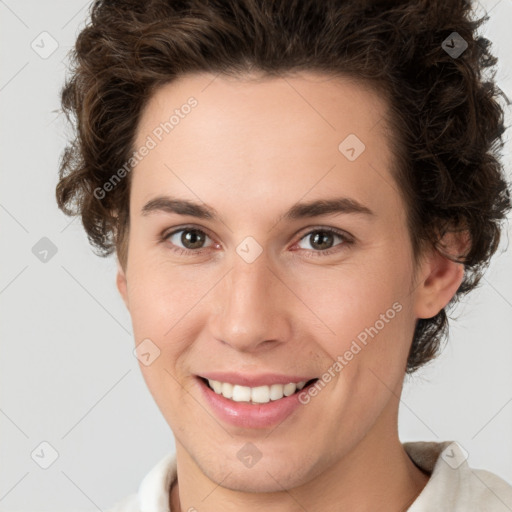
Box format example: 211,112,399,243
209,251,293,353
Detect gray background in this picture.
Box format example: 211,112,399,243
1,0,511,510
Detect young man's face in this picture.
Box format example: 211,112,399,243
117,72,460,492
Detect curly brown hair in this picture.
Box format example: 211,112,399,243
56,0,511,373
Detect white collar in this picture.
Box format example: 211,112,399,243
137,451,176,512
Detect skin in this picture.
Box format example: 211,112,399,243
116,71,464,512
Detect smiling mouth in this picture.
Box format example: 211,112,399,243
200,376,319,404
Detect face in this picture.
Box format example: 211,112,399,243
116,72,460,492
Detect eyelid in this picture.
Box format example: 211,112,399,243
161,224,218,251
292,226,354,257
161,224,354,255
294,225,354,244
162,224,215,241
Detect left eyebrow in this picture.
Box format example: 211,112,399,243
282,197,374,220
140,195,375,222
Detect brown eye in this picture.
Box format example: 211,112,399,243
164,227,213,253
296,228,350,253
305,231,336,250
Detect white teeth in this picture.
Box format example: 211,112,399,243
210,380,223,394
283,382,297,396
232,384,251,402
251,385,270,403
269,383,284,400
206,379,309,404
221,382,233,398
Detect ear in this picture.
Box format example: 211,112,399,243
413,232,467,319
116,257,129,310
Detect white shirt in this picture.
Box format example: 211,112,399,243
106,441,512,511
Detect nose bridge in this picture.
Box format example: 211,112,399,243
210,248,290,351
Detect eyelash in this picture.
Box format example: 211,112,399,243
160,225,354,258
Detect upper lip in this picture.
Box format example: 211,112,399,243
198,372,318,387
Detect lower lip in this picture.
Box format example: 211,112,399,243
197,377,313,429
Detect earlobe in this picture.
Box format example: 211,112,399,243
116,258,129,310
413,249,465,320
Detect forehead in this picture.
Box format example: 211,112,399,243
136,71,389,152
131,71,400,221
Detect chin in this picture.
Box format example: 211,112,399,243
197,451,321,493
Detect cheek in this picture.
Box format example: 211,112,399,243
128,254,410,338
126,261,212,356
126,227,414,364
296,261,408,342
126,266,198,412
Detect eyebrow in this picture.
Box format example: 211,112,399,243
140,195,374,222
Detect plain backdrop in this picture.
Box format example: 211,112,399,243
1,1,511,511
